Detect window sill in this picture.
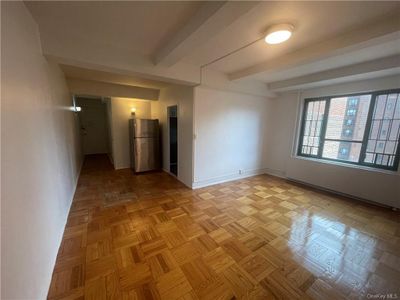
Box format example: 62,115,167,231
293,155,399,175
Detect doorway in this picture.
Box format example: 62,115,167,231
168,105,178,176
76,97,111,156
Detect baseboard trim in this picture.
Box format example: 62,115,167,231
264,168,399,209
286,177,397,210
114,165,129,170
192,168,267,189
192,166,398,210
263,167,286,179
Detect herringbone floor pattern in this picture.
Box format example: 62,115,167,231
47,155,400,299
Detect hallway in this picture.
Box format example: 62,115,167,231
48,155,400,299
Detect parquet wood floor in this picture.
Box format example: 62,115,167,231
48,155,400,299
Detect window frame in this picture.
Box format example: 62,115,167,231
297,88,400,171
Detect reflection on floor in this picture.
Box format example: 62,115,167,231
48,155,400,299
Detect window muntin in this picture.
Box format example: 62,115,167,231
299,100,326,156
363,92,400,168
298,89,400,171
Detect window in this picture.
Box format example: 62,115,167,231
298,89,400,170
298,99,325,156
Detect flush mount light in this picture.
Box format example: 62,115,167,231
264,24,294,45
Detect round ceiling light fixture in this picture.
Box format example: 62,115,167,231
264,24,294,45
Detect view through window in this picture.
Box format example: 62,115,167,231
298,89,400,170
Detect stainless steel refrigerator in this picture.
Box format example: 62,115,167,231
129,119,161,173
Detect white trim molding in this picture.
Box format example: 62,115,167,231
192,168,267,189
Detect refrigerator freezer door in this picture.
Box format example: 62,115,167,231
134,137,160,172
134,119,159,138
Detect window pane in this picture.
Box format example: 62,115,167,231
394,94,400,119
364,152,374,163
384,94,397,119
322,141,362,162
304,121,310,135
379,120,390,140
300,100,326,156
325,95,371,141
367,139,376,152
375,141,385,153
364,92,400,167
389,120,400,141
306,101,314,120
373,95,387,119
385,141,396,154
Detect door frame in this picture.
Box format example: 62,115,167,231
167,105,178,177
75,95,112,159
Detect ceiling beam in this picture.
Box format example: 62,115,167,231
228,13,400,81
268,55,400,92
66,78,160,100
153,1,260,67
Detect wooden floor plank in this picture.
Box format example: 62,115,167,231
47,155,400,299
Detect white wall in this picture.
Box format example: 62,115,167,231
1,2,82,299
265,75,400,208
193,86,271,188
111,97,152,169
151,85,194,187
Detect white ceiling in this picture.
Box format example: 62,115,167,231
25,1,400,92
183,1,400,73
25,1,203,56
